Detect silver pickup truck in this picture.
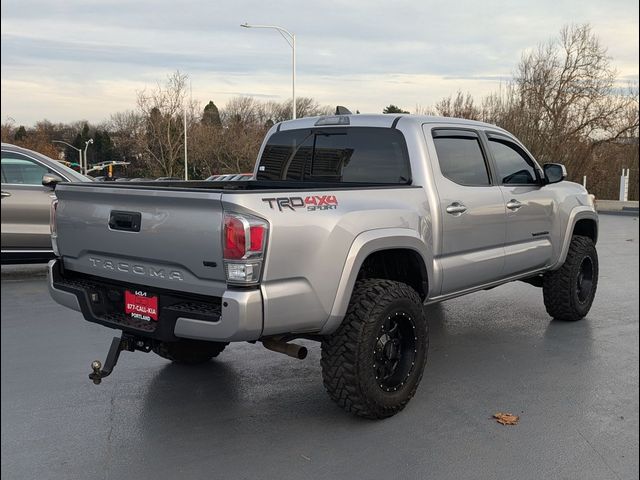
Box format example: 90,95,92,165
48,113,599,418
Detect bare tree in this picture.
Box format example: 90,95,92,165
514,24,638,163
136,71,196,177
223,96,331,126
424,25,639,200
277,97,332,121
1,117,16,143
221,96,262,126
413,104,436,116
432,91,482,120
106,111,145,174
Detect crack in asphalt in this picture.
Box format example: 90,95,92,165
577,429,622,480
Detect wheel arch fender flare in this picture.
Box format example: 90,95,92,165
550,206,598,271
319,228,432,335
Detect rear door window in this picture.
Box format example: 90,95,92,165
432,131,491,186
256,127,411,184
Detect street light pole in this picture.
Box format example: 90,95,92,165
184,108,188,181
83,139,94,176
241,23,296,119
52,140,83,173
292,33,296,120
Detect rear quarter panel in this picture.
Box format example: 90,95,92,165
222,186,431,335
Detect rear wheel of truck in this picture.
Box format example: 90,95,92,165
321,279,429,419
543,235,598,321
152,339,228,364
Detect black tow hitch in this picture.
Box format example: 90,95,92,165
89,334,151,385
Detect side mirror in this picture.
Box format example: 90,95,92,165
42,173,64,189
543,163,567,184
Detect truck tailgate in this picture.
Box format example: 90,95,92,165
54,184,227,297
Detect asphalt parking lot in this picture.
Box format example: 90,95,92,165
1,214,638,480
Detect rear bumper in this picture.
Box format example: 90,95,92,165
47,259,263,342
2,249,55,265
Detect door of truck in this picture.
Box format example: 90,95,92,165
484,132,555,276
425,127,506,295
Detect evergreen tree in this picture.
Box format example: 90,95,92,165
90,130,115,165
13,126,27,141
383,105,409,114
81,123,91,141
202,101,222,127
100,131,114,163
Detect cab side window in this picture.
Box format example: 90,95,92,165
488,139,539,185
432,131,491,186
1,153,51,185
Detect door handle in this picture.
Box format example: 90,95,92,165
1,191,11,198
108,210,142,232
446,202,467,215
506,199,523,211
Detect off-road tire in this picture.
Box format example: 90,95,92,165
152,339,228,364
543,235,598,321
321,279,429,419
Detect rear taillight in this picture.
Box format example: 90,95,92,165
50,198,59,256
223,212,268,284
224,215,246,259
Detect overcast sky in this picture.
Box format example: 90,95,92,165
1,0,638,125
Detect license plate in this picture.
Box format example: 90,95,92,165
124,290,158,321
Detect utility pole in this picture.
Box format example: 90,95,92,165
184,108,188,181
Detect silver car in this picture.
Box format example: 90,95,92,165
1,143,90,264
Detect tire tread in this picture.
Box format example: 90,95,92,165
543,235,598,321
321,279,428,419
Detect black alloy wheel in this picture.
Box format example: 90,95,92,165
374,311,417,392
576,256,594,304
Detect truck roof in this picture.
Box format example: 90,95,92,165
276,113,510,134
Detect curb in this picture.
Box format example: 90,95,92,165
597,210,639,217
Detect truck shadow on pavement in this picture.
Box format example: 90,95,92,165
133,298,598,452
137,349,343,431
135,303,450,437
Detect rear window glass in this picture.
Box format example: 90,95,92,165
256,127,411,184
433,136,490,186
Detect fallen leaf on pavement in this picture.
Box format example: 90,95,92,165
493,412,519,425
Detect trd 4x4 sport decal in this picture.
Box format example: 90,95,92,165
262,195,338,212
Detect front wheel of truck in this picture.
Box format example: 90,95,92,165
152,339,228,365
321,279,429,419
543,235,599,321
